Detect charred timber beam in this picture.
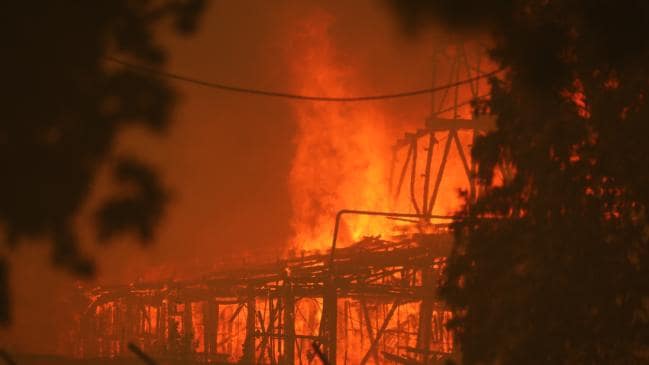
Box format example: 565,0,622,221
204,299,218,357
243,288,256,364
426,116,495,132
321,279,337,365
182,300,194,354
393,136,413,203
451,129,472,187
360,300,400,365
421,130,437,215
283,274,295,365
409,138,421,214
393,115,495,149
360,297,380,364
427,131,453,216
157,299,166,353
262,298,280,365
88,281,447,310
416,267,436,365
256,298,280,365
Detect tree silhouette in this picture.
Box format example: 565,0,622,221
1,0,205,325
391,1,649,363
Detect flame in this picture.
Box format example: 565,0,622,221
287,14,480,252
75,12,489,363
288,12,395,252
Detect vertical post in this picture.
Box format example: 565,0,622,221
421,131,437,216
417,268,435,365
427,134,453,215
157,300,167,353
168,300,178,354
117,300,126,356
80,309,95,358
392,141,413,204
182,301,194,356
204,299,218,358
322,280,337,365
283,274,295,365
409,139,421,215
359,301,400,365
244,289,256,364
469,129,477,204
343,301,349,365
360,298,380,364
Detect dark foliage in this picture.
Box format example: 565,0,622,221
391,1,649,363
0,0,205,325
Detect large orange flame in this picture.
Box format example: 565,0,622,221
288,12,395,252
287,13,480,252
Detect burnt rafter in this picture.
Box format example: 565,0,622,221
78,233,455,364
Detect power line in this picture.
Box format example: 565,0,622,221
430,93,491,117
105,56,502,102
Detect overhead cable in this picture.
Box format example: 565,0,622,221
105,56,503,102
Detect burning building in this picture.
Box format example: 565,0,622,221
75,31,495,364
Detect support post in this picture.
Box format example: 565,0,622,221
409,139,421,214
182,301,194,356
204,299,218,358
392,142,413,203
416,268,435,365
322,280,337,365
243,289,256,364
168,299,178,351
283,274,295,365
421,131,437,216
360,299,380,364
427,133,453,215
158,300,167,353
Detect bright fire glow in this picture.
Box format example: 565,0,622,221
288,12,395,251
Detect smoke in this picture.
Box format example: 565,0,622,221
0,0,475,355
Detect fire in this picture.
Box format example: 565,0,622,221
73,11,491,364
288,13,479,252
288,13,395,252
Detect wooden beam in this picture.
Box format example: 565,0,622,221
360,301,400,365
360,298,380,364
426,115,495,132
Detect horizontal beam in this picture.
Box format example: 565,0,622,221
394,115,496,149
426,115,495,131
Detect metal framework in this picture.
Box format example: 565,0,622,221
76,40,494,364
